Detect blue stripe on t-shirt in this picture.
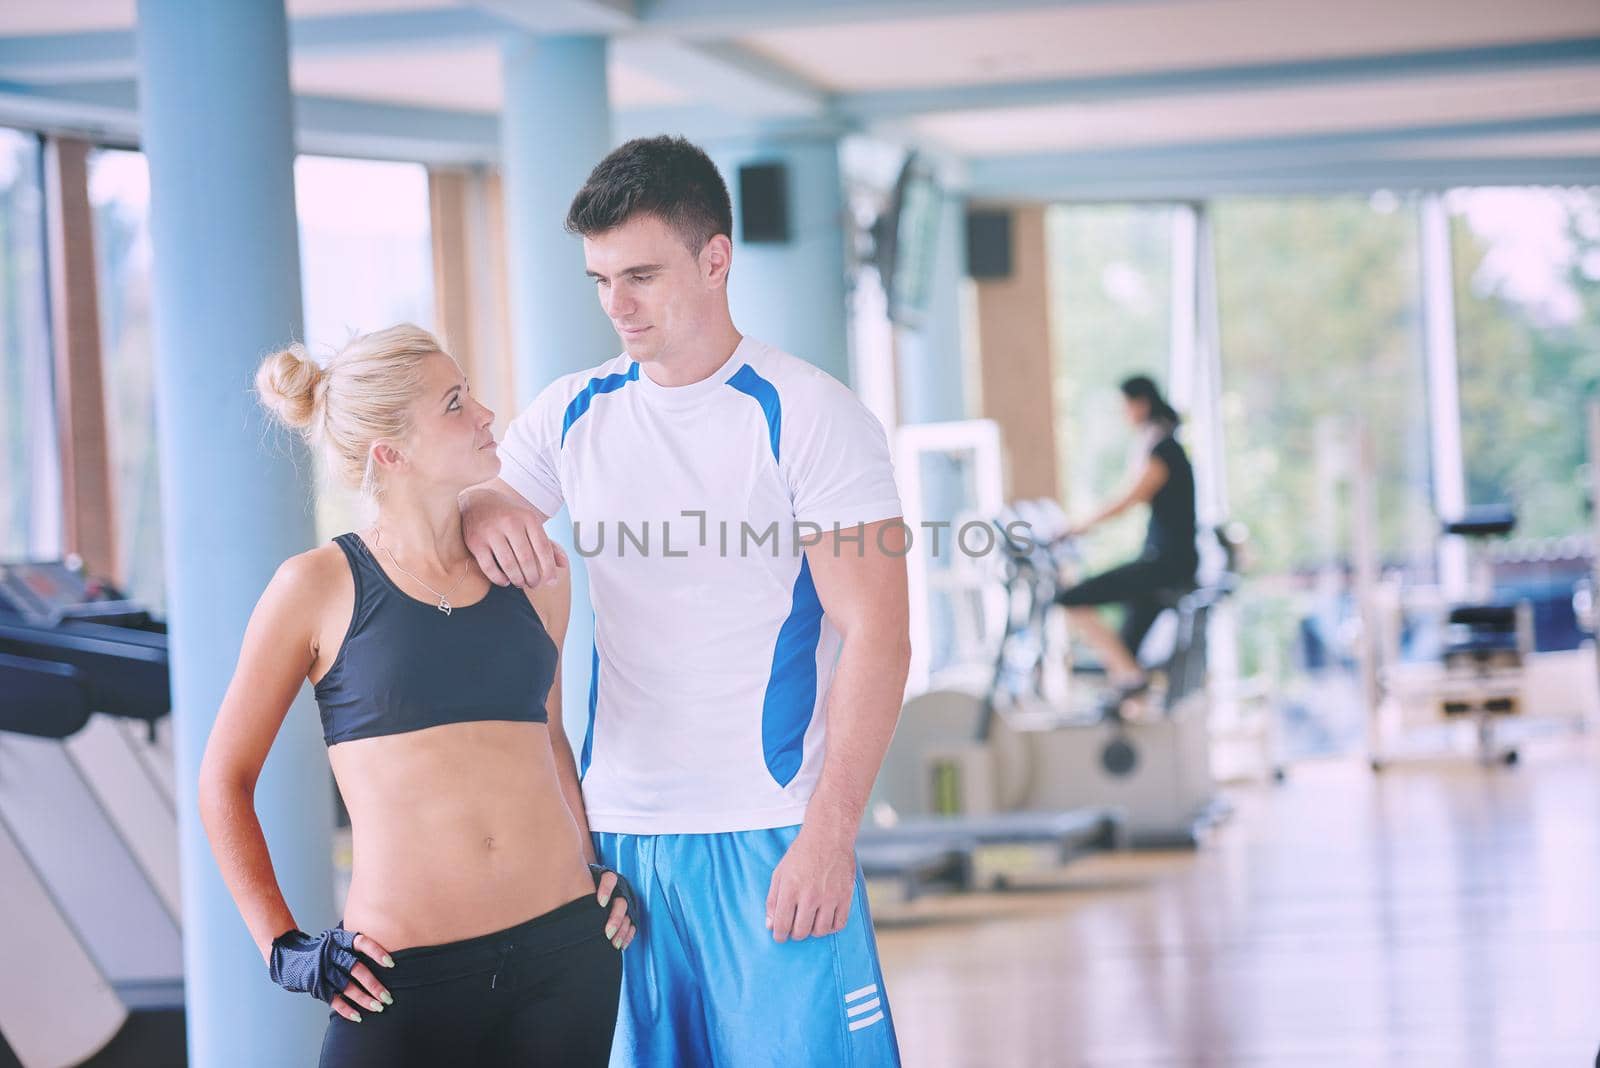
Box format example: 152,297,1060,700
760,557,823,787
581,638,599,780
726,363,781,463
727,363,822,786
561,363,640,446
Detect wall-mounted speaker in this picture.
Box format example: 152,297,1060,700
739,162,790,244
966,209,1012,279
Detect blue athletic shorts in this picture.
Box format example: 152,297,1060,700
593,825,900,1068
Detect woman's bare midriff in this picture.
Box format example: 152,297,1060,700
329,720,596,952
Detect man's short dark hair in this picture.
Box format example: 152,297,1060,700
565,136,733,254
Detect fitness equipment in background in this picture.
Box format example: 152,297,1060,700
0,561,184,1068
1587,400,1600,712
1349,416,1600,770
871,499,1237,849
1430,507,1527,766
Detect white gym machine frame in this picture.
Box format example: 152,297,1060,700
895,418,1007,698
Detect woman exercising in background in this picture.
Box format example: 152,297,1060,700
198,325,635,1066
1056,375,1199,708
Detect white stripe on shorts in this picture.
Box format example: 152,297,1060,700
849,1011,885,1032
847,998,881,1018
844,984,877,1003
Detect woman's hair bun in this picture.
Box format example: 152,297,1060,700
255,343,325,431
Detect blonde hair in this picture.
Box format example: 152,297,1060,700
255,323,445,497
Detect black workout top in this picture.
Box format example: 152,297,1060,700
1143,432,1199,577
312,533,558,747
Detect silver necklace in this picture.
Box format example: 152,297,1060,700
371,527,469,615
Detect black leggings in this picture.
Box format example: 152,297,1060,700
319,895,621,1067
1056,557,1195,660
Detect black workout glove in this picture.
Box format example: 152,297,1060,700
589,863,637,919
269,926,361,1004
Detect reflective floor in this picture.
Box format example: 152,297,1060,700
876,738,1600,1067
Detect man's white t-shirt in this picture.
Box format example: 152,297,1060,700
497,336,902,834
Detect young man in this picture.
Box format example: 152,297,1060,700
460,136,909,1066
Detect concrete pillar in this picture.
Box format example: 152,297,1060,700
1170,203,1229,528
136,1,332,1063
1419,193,1470,596
499,33,614,737
714,134,851,384
501,34,615,406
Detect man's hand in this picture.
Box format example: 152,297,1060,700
766,827,857,943
460,483,568,588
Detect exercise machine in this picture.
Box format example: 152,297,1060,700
863,423,1130,899
1433,507,1526,765
870,501,1234,852
1350,415,1599,769
0,561,184,1068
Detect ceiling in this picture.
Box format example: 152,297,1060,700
908,64,1600,156
290,41,691,111
737,0,1600,91
0,0,451,36
0,0,1594,196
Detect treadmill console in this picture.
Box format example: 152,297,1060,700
0,562,150,627
0,561,169,732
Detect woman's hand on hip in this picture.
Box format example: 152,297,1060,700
592,866,638,951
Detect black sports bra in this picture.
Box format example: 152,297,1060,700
312,533,558,746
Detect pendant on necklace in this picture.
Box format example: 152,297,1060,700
437,598,452,616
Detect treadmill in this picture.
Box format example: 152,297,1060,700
857,807,1125,900
0,560,185,1067
858,508,1129,903
856,834,977,903
0,561,168,739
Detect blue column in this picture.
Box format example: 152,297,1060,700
501,34,615,405
500,34,614,741
714,134,851,384
897,191,969,425
136,2,331,1065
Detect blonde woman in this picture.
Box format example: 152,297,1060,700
199,325,634,1067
